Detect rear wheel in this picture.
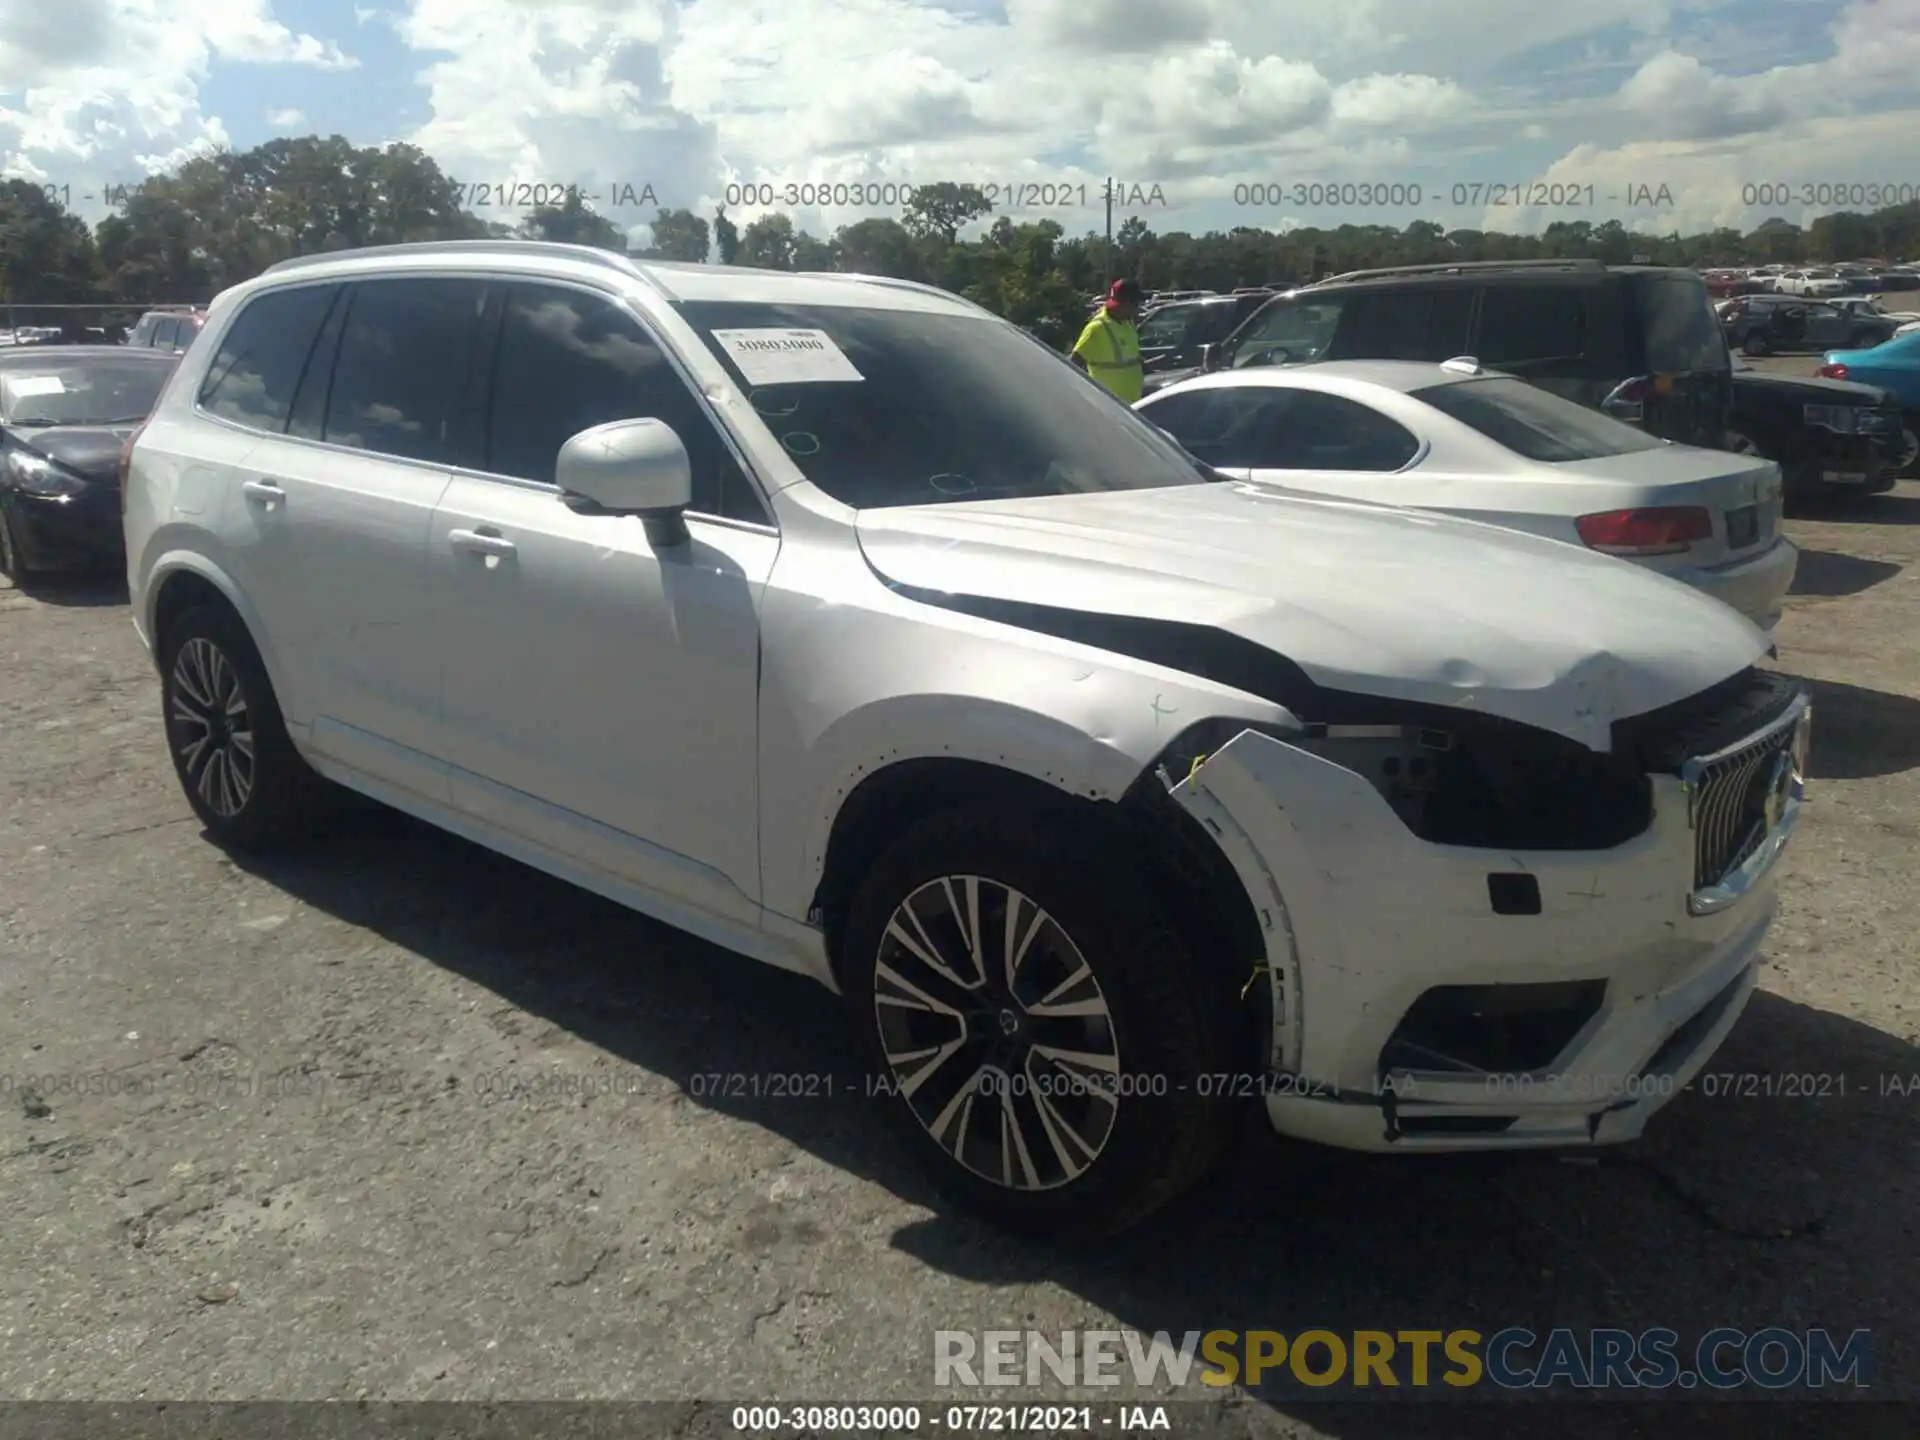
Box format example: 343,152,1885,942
1741,331,1769,356
1847,329,1881,350
159,603,336,849
841,804,1244,1241
1723,429,1765,458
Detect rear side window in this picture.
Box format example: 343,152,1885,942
1474,286,1590,370
321,278,488,463
1636,275,1729,374
153,318,178,348
1414,376,1667,462
1334,290,1473,361
198,284,339,432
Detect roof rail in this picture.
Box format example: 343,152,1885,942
262,239,646,280
1313,258,1610,286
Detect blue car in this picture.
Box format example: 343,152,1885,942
1821,330,1920,475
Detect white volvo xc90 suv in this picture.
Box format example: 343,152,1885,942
124,241,1811,1239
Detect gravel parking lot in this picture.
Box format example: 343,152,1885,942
3,381,1917,1434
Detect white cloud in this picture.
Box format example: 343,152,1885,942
267,107,306,128
1,0,354,213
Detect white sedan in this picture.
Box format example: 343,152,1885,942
1138,359,1799,633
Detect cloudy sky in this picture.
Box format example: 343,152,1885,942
3,0,1918,250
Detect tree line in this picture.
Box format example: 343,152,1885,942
5,135,1919,350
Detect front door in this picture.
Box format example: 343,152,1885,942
431,281,776,922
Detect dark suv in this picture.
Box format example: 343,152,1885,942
1135,292,1271,376
1163,259,1733,447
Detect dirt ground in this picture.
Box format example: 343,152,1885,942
2,396,1916,1437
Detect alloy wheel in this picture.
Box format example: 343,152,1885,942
1724,430,1763,457
169,637,255,817
872,875,1120,1192
1897,428,1920,474
0,506,16,579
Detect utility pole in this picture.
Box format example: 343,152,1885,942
1104,177,1115,283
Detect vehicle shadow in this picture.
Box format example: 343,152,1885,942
1790,490,1920,526
1788,550,1904,598
1,571,129,607
1781,674,1920,779
230,799,1918,1431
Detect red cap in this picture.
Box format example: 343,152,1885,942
1108,278,1143,304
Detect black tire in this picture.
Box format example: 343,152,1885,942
158,602,336,849
1897,423,1920,479
1723,429,1766,459
0,499,31,582
1741,330,1769,356
841,803,1244,1242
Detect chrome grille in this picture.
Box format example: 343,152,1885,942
1683,693,1810,897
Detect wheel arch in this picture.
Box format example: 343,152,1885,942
810,753,1272,1072
143,556,294,713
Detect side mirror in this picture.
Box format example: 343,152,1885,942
556,418,693,547
1198,343,1220,372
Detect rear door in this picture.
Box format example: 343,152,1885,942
1627,272,1733,447
222,276,486,794
1469,282,1618,411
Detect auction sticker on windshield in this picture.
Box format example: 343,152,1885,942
710,328,864,385
5,375,66,396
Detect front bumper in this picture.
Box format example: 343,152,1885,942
1672,537,1797,633
1173,705,1805,1154
2,485,123,572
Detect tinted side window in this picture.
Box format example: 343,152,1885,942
152,319,178,348
1634,275,1729,374
198,284,339,433
1267,393,1421,471
322,279,487,463
1474,285,1590,369
1141,386,1295,468
1334,290,1473,361
131,316,157,346
485,284,767,523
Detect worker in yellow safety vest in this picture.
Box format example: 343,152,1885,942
1071,278,1145,402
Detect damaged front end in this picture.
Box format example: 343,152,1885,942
1149,669,1809,1153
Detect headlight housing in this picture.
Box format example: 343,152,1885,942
5,450,85,498
1803,403,1863,433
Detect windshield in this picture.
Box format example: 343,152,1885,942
676,300,1209,509
1413,376,1670,462
1228,297,1344,368
0,359,173,426
1137,307,1197,346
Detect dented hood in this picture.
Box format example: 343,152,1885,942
855,482,1769,751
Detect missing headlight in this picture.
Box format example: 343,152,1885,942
1163,711,1653,852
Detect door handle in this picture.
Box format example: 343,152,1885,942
448,528,516,558
241,479,285,510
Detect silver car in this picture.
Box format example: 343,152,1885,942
1138,358,1798,633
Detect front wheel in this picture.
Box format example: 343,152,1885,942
1741,331,1769,356
841,805,1245,1241
1723,428,1766,458
0,500,31,582
159,603,336,849
1896,422,1920,478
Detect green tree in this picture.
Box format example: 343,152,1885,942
901,182,994,246
832,217,922,278
714,205,741,263
640,207,710,262
517,189,627,251
0,180,103,304
738,213,797,268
